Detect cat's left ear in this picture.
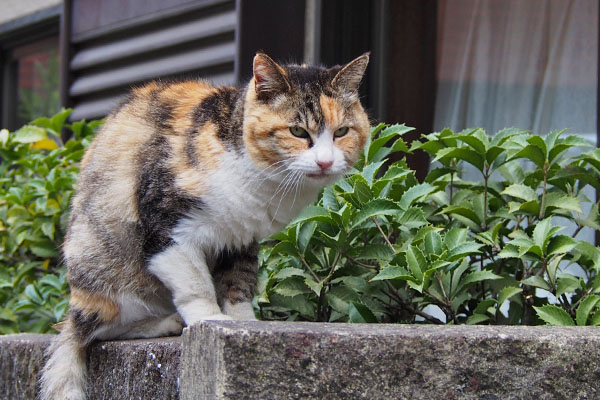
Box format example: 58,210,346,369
331,52,370,93
253,53,291,100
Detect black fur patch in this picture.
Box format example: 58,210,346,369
187,87,244,157
212,241,259,273
136,134,202,259
70,308,101,343
148,85,175,132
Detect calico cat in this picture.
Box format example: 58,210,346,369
39,52,370,399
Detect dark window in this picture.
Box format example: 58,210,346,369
11,37,60,127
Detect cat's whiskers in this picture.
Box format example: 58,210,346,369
266,168,300,223
289,170,306,212
270,169,304,224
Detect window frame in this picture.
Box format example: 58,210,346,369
0,5,60,130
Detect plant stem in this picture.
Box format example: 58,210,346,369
539,162,549,220
372,216,396,254
482,164,489,230
299,255,320,282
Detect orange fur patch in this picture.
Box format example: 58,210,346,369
320,95,344,128
160,82,216,134
69,288,120,322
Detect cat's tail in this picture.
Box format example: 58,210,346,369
39,319,88,400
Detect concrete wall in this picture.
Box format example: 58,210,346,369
2,322,600,399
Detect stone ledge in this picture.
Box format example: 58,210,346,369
0,333,180,400
2,323,600,399
182,322,600,400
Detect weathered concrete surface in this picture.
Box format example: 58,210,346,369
0,333,180,400
2,323,600,399
181,322,600,400
87,337,181,400
0,334,48,399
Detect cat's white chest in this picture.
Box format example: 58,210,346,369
172,153,318,251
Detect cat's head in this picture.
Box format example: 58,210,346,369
243,52,371,186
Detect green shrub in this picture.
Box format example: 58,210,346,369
257,124,600,325
2,112,599,332
0,109,101,333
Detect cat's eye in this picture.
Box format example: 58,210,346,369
289,126,309,138
334,127,349,137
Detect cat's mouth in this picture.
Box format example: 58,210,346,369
306,172,329,179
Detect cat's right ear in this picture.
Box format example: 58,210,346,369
253,53,291,101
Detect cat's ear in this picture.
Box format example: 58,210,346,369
253,53,291,100
331,52,370,93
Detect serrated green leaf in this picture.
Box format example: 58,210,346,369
370,266,414,282
274,267,309,280
532,218,556,249
534,305,574,326
396,207,428,230
576,295,600,326
546,235,577,256
497,287,523,307
460,270,502,289
350,244,395,262
290,205,331,225
433,147,484,171
399,183,436,210
501,184,538,202
509,144,546,168
447,241,482,261
273,277,311,297
297,221,317,255
466,313,490,325
269,241,298,258
521,276,551,291
268,294,315,318
498,244,519,258
545,194,583,214
304,277,323,296
348,302,378,323
444,228,469,251
406,245,426,283
556,274,582,298
326,286,359,314
424,231,443,257
351,198,401,228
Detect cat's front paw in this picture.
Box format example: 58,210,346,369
202,314,234,321
223,300,258,321
185,313,233,325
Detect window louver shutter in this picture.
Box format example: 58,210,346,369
67,0,236,121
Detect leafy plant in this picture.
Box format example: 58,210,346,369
257,124,600,325
0,109,101,333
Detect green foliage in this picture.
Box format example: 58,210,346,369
257,125,600,325
0,109,101,333
3,111,599,331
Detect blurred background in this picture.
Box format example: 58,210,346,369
0,0,597,175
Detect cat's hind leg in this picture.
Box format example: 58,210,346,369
213,242,259,321
113,313,184,339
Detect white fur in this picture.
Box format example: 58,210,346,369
223,300,257,320
148,245,225,324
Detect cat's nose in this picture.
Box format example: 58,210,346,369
316,160,333,171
